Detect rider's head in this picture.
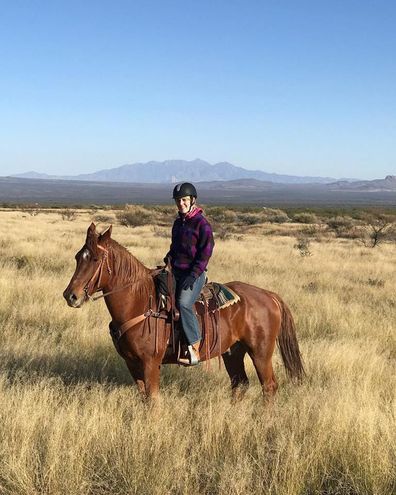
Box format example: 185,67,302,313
172,182,197,215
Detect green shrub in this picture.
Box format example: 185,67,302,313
327,216,354,232
116,206,153,227
207,208,237,224
237,213,262,225
267,212,290,224
292,212,319,224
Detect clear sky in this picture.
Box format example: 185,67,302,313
1,0,395,180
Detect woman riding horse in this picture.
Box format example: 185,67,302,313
63,216,304,400
164,182,214,366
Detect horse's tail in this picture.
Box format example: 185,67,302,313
275,297,305,381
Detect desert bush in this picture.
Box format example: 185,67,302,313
261,208,290,224
20,206,40,216
294,236,312,256
358,214,396,247
301,225,321,237
93,214,115,224
207,208,238,224
116,206,154,227
386,224,396,241
326,215,360,239
154,206,174,215
148,205,176,226
60,209,77,221
292,212,319,224
237,213,262,225
327,216,354,231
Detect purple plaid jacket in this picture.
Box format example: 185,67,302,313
166,207,214,278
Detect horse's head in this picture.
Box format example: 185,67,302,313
63,223,113,308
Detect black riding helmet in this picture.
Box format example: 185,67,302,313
172,182,197,200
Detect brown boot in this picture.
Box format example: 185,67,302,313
178,342,200,366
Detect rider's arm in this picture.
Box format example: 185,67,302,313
190,219,214,278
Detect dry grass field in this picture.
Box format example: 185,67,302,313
0,207,395,495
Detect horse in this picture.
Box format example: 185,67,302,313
63,223,304,399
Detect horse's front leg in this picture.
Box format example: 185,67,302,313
142,357,162,400
125,357,162,400
125,359,146,398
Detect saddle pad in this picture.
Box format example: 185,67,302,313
199,282,240,310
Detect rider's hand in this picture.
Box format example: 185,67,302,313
181,274,196,290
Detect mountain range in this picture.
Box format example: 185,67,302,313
7,159,395,193
327,175,396,191
11,159,338,184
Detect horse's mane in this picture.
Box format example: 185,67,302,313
107,238,153,298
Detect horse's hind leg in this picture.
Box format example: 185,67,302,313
222,342,249,400
248,347,278,397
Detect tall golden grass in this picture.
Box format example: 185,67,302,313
0,208,395,495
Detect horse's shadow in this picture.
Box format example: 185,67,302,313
0,342,231,395
1,342,132,388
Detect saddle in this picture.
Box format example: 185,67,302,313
152,265,240,365
198,282,240,313
153,267,239,314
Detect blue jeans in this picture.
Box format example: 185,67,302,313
175,271,206,345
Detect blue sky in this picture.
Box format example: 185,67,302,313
1,0,395,179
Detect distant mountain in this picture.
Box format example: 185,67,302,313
10,159,338,184
13,171,60,180
328,175,396,191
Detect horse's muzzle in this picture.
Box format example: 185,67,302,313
63,288,85,308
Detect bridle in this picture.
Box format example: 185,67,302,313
82,244,151,302
83,244,113,301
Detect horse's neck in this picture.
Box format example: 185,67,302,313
105,240,155,322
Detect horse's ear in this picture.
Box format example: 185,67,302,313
100,225,112,242
86,223,99,253
87,223,97,236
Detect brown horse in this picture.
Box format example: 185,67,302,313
63,223,304,399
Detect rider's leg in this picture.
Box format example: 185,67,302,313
176,272,206,363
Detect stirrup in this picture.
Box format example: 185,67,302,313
178,345,200,366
